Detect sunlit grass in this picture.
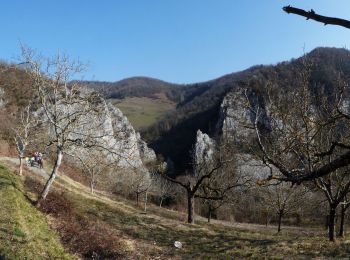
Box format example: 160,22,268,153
0,164,74,259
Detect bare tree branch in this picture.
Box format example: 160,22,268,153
283,5,350,29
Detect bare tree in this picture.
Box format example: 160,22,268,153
241,55,350,184
283,6,350,30
259,182,308,233
237,54,350,240
159,134,240,224
313,167,350,241
198,153,250,223
152,173,175,208
21,47,107,205
12,103,34,175
72,147,112,194
338,195,350,237
129,169,152,208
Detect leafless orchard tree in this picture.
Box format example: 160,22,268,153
12,103,35,175
128,169,152,208
313,166,350,241
159,139,242,224
338,194,350,237
197,150,250,223
240,55,350,240
148,158,177,208
242,55,350,184
152,172,175,208
20,46,109,205
259,182,308,233
71,147,113,194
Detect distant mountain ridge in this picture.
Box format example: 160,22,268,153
84,47,350,173
83,76,183,102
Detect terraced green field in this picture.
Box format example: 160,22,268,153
112,96,175,130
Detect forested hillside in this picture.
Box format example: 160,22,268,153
141,47,350,173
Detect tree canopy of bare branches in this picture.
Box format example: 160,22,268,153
243,56,350,184
158,131,247,224
21,46,109,205
12,103,35,175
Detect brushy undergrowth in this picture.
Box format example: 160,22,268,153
0,164,73,259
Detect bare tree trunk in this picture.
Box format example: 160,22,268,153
18,154,23,176
144,192,148,212
265,212,269,227
90,181,94,194
90,172,95,194
338,204,346,237
329,206,336,242
159,197,164,208
37,148,63,206
136,192,139,206
187,191,195,224
207,205,212,223
277,212,283,233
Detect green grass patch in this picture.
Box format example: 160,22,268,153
113,96,175,130
0,164,74,259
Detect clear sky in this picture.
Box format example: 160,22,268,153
1,1,350,84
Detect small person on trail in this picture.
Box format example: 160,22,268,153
37,152,43,169
30,151,44,169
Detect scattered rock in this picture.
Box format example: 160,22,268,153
174,241,182,249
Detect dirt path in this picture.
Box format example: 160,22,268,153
0,156,49,179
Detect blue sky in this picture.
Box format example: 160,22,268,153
1,1,350,83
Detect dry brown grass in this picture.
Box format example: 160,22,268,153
3,157,350,259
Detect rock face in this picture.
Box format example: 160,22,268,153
90,102,156,167
215,89,274,180
217,89,266,141
194,129,215,165
41,90,156,169
136,132,156,163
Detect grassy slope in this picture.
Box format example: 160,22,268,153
52,173,350,259
2,159,350,259
112,96,175,130
0,164,73,259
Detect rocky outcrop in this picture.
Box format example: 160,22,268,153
41,90,156,169
91,102,156,168
215,89,275,180
136,133,156,163
194,129,215,164
217,89,266,141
